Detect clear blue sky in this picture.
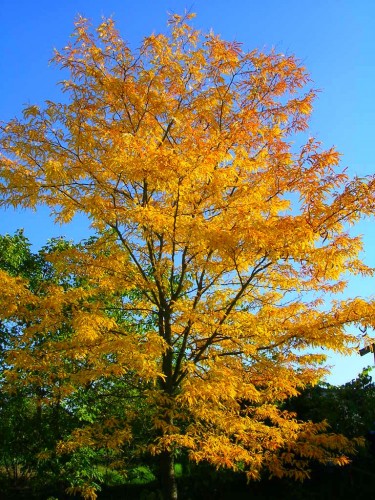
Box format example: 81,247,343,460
1,0,374,385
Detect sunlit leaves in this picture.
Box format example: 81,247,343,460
1,13,375,492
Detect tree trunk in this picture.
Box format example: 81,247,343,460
160,450,178,500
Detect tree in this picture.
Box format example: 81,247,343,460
1,13,375,500
287,367,375,439
0,233,151,498
280,368,375,499
0,232,73,496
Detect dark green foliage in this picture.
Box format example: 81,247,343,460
0,229,39,280
0,232,156,498
287,367,375,437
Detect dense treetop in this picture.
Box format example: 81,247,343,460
1,14,375,499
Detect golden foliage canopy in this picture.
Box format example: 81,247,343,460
1,13,375,489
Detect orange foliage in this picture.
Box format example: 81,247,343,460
1,13,375,491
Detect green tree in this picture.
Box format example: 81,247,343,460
288,367,375,438
0,233,147,498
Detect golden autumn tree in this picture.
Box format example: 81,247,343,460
1,13,375,500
